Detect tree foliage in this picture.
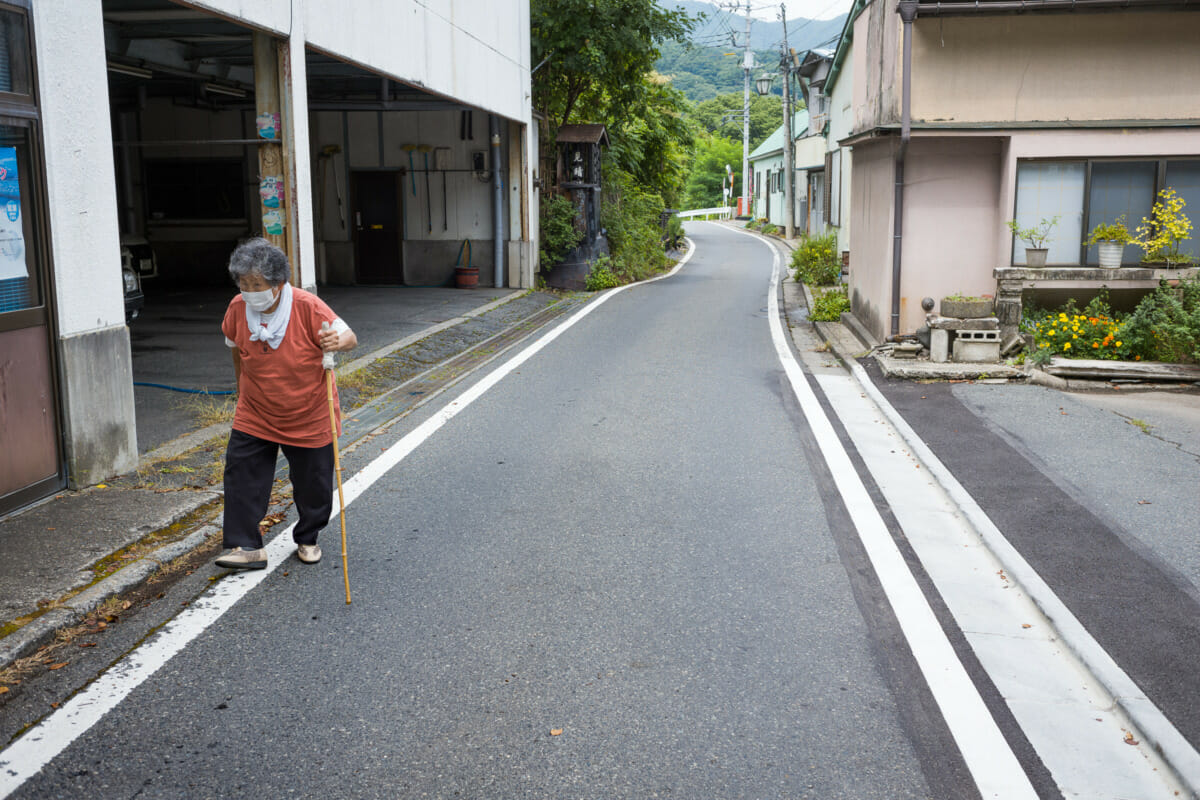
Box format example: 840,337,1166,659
682,134,742,209
656,41,782,104
690,92,785,151
604,76,694,208
532,0,696,130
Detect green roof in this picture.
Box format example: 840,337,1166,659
748,110,811,161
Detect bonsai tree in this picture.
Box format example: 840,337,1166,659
1006,216,1059,249
1134,188,1195,265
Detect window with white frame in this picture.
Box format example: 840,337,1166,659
1013,158,1200,266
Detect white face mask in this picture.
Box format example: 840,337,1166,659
241,287,277,312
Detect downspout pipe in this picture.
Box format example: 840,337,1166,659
490,115,504,288
892,0,918,337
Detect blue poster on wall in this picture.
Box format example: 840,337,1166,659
0,146,26,280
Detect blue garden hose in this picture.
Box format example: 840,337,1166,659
133,382,234,396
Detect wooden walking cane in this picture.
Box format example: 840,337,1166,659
321,322,351,604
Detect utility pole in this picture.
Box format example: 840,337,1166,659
780,3,795,239
741,2,753,217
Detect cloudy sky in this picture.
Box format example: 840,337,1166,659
722,0,853,22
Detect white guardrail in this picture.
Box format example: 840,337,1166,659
677,206,734,221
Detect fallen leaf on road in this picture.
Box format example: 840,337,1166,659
121,600,132,610
1021,624,1032,629
0,686,8,694
550,729,563,736
1137,500,1152,505
48,663,68,671
78,642,96,648
1124,731,1139,746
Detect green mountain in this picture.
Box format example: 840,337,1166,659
657,1,847,103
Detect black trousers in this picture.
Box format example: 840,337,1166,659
222,429,334,549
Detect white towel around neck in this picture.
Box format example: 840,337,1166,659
245,282,293,350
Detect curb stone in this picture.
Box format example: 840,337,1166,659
0,526,221,669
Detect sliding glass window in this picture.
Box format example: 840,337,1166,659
1014,158,1200,266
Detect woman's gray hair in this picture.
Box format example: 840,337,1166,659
228,237,290,285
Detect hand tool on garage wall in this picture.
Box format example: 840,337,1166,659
417,144,433,233
434,147,451,231
401,143,417,196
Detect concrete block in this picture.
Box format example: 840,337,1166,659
928,315,1000,331
930,328,950,363
59,325,138,488
953,331,1001,363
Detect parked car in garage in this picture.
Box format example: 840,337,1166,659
120,234,153,323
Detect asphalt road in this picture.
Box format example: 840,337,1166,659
2,224,976,798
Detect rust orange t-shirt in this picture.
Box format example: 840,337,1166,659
222,288,341,448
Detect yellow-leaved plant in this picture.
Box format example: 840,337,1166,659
1134,188,1195,265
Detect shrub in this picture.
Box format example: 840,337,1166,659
539,193,583,268
791,231,840,286
600,166,669,284
809,286,850,322
761,222,778,235
664,213,684,250
585,255,622,292
1116,277,1200,363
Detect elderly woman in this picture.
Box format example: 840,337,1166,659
215,238,357,570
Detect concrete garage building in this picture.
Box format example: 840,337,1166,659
0,0,536,515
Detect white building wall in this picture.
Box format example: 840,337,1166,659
34,0,124,338
189,0,531,126
828,51,855,258
33,0,138,485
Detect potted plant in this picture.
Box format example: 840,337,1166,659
1134,188,1195,268
940,293,993,319
1084,216,1132,269
1007,216,1059,267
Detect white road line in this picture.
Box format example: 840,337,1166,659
722,223,1038,799
0,244,696,798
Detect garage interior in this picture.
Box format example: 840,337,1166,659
103,0,513,293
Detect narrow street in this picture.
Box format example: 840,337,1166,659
2,223,1197,798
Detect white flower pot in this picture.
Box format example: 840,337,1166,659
1025,248,1048,268
1097,241,1124,269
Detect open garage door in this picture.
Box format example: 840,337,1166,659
304,51,511,288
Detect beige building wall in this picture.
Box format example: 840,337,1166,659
848,136,1004,340
901,137,1003,335
851,0,902,133
911,13,1200,124
848,140,896,338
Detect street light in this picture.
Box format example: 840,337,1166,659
756,68,794,239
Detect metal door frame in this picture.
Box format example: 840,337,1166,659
0,1,67,514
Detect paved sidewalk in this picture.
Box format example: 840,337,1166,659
0,287,580,670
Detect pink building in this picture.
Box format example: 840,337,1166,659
825,0,1200,340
